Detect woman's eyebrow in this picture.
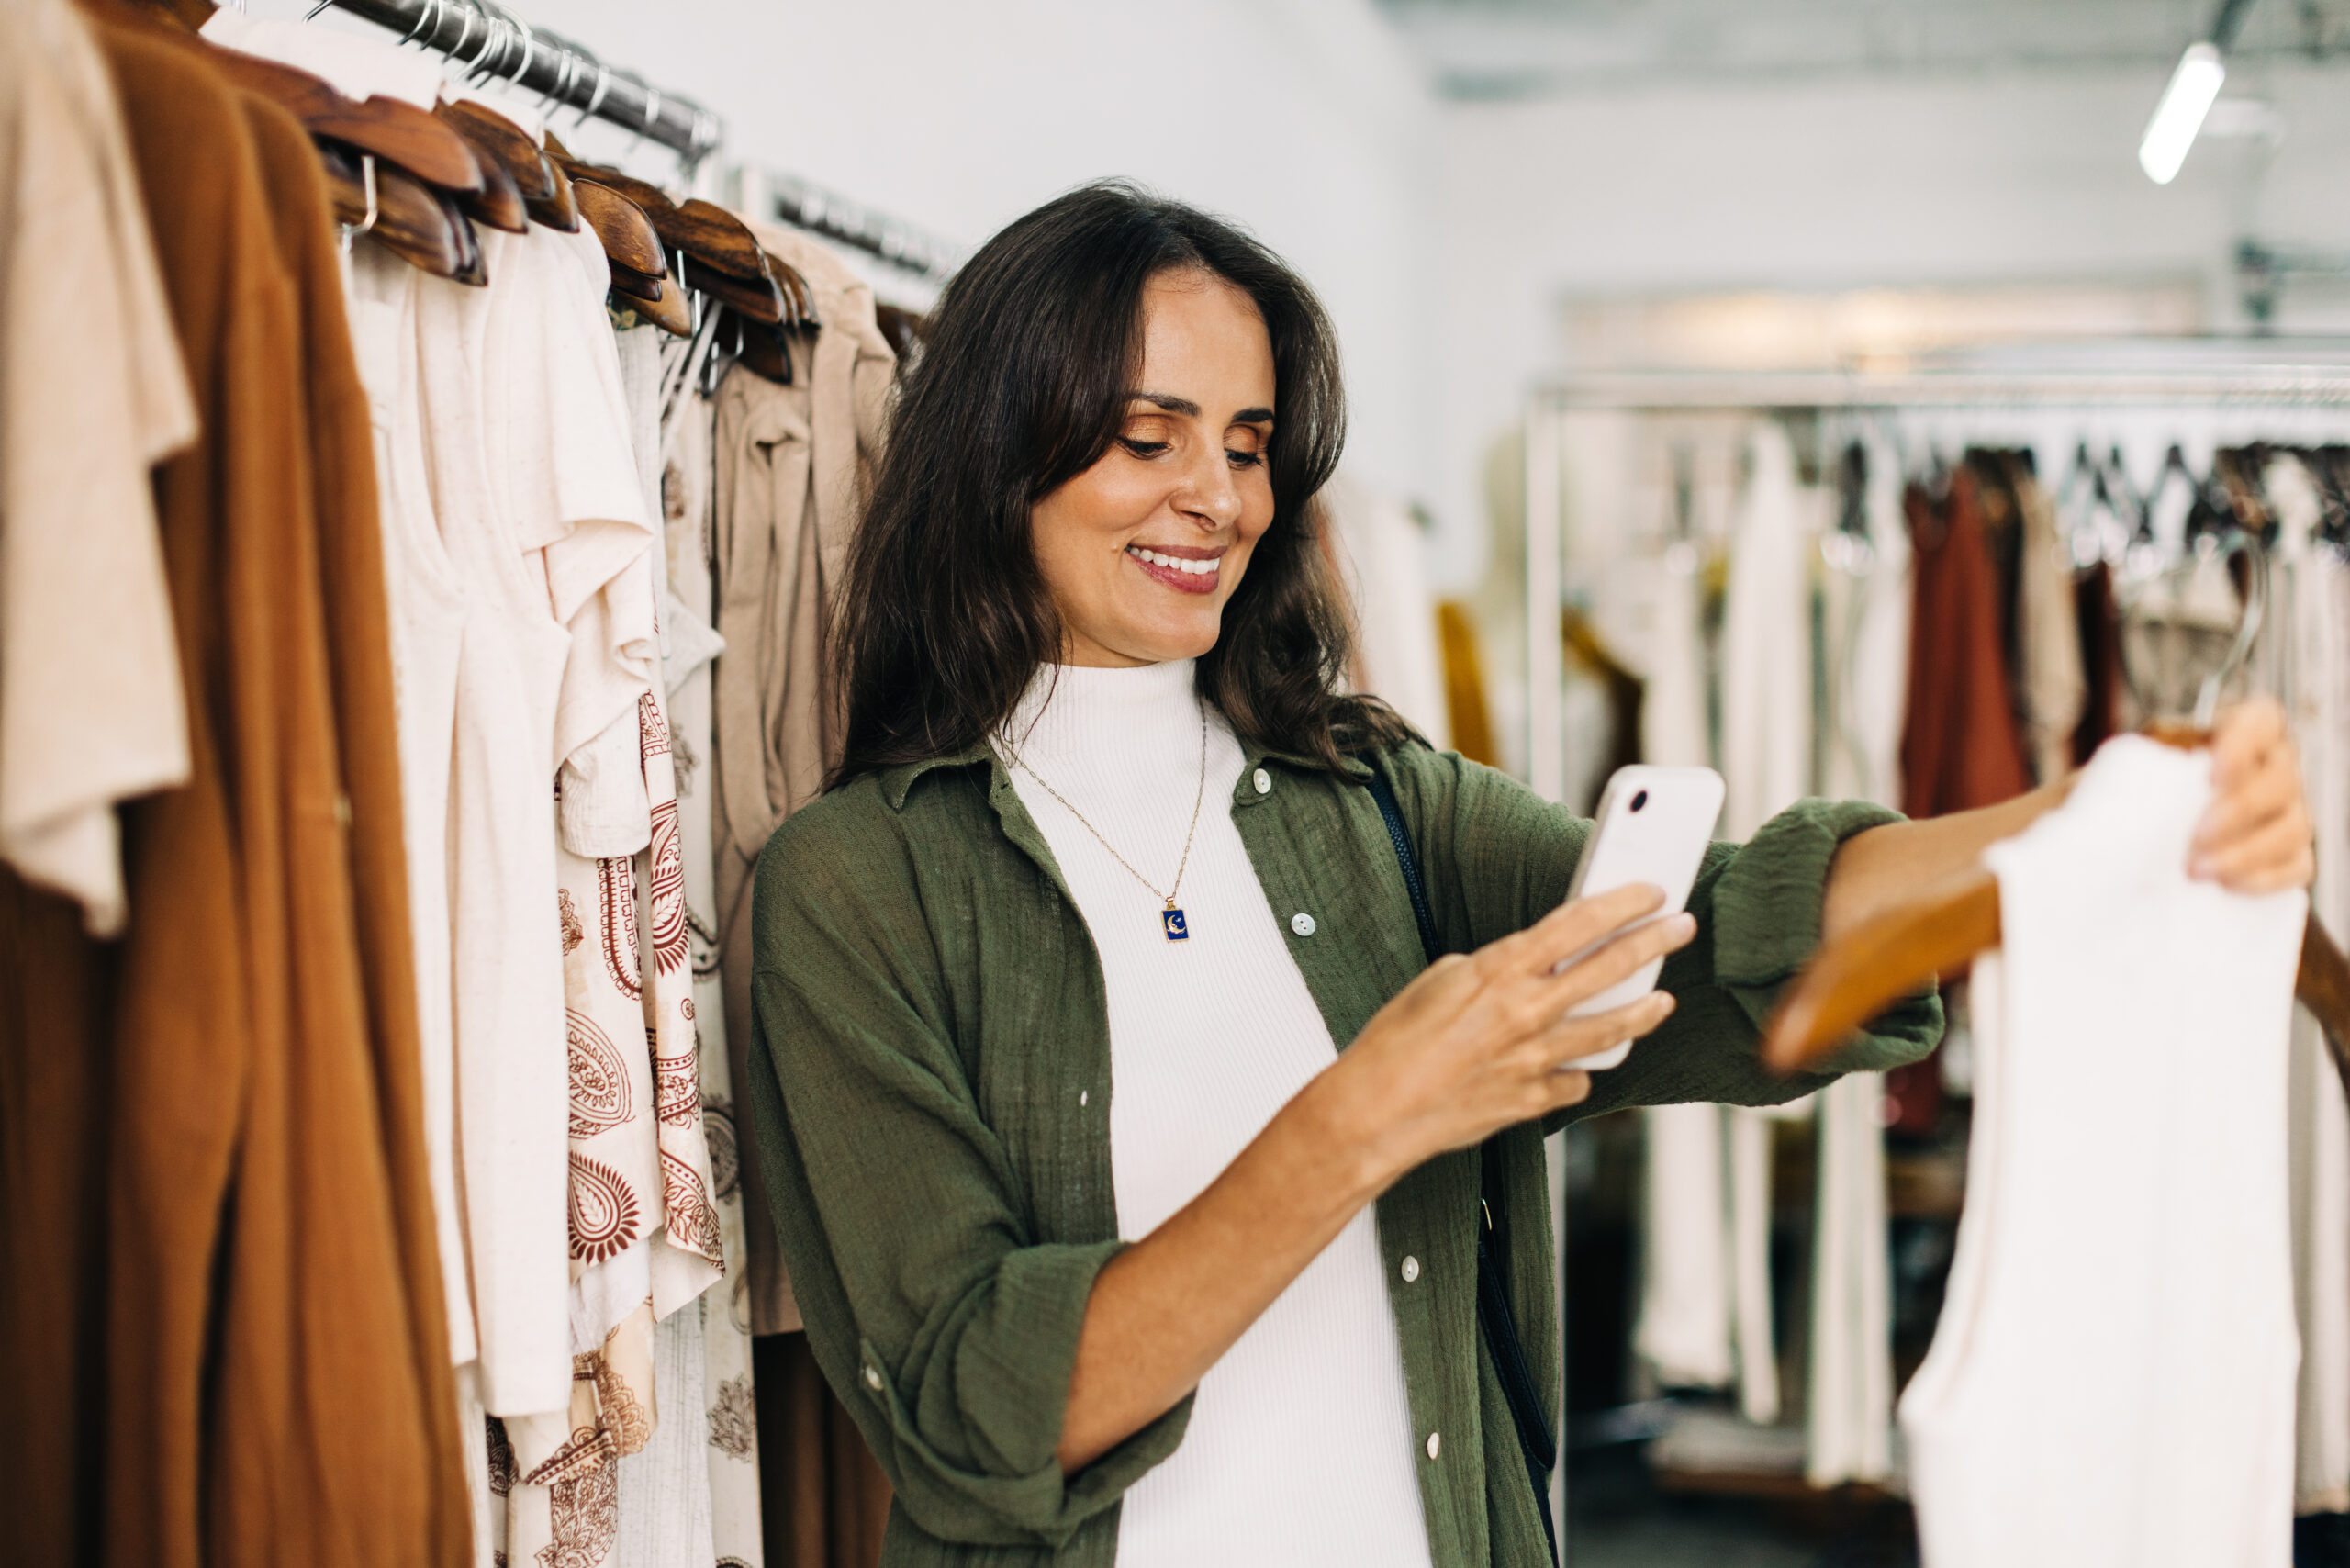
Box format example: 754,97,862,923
1125,391,1274,425
1126,390,1201,417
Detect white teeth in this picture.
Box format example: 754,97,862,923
1130,547,1217,576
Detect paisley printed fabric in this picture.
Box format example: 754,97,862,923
500,684,724,1568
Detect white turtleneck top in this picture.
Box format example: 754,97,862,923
999,660,1433,1568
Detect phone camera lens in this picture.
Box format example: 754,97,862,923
1629,790,1649,813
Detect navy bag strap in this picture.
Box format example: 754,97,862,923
1360,767,1561,1563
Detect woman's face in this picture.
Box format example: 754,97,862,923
1031,268,1278,667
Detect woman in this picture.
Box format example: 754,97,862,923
747,184,2314,1568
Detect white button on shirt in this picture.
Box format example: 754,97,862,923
1401,1256,1421,1283
1253,767,1272,796
1427,1432,1442,1461
1291,912,1316,937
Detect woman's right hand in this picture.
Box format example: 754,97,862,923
1322,884,1696,1185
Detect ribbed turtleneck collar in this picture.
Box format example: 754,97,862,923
999,660,1206,782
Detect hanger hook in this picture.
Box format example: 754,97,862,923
394,0,440,49
340,152,380,255
577,58,612,129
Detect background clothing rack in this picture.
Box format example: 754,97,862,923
1522,347,2350,802
726,164,966,286
316,0,724,167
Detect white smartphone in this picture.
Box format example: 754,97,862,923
1553,765,1726,1070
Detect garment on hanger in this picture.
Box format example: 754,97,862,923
1715,420,1826,1427
1435,600,1497,767
2269,453,2350,1517
1901,736,2305,1568
654,356,766,1568
0,0,193,937
0,9,469,1563
1901,468,2034,820
1320,474,1449,747
1805,430,1905,1489
2009,456,2087,787
710,222,896,1338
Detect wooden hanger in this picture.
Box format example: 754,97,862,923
725,308,796,385
441,118,527,234
437,101,556,203
874,302,923,360
321,142,480,285
1761,728,2350,1096
656,200,770,280
196,49,484,196
527,151,581,234
608,263,663,304
611,267,692,338
682,253,784,324
571,178,666,276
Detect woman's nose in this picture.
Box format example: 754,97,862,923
1176,444,1240,530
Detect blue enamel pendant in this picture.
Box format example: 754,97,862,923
1162,906,1190,942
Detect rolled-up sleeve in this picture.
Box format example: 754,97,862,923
1380,749,1940,1118
746,812,1188,1549
1573,796,1942,1118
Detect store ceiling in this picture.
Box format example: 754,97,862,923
1375,0,2350,97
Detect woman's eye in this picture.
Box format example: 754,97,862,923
1225,449,1266,469
1120,438,1171,459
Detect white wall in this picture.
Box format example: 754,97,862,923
1432,61,2350,590
373,0,1444,509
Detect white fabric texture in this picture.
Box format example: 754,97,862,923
1716,420,1823,1427
345,241,477,1362
612,1305,716,1568
1803,431,1904,1488
0,0,196,934
2270,454,2350,1515
413,218,651,1418
1632,528,1737,1395
1322,473,1449,747
1900,735,2306,1568
415,227,573,1417
1000,659,1432,1568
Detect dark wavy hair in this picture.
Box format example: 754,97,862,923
829,180,1414,785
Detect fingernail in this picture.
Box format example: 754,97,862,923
2188,855,2213,880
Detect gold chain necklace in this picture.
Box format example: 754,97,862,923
1001,701,1209,942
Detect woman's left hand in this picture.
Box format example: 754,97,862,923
2192,697,2317,894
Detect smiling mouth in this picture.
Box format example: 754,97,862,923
1125,543,1223,596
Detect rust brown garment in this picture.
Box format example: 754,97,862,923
2074,561,2125,765
1900,468,2034,822
0,871,117,1562
755,1332,890,1568
1889,467,2033,1138
0,14,464,1567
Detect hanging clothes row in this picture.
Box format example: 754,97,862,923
1504,383,2350,1515
0,1,934,1564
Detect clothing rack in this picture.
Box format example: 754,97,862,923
315,0,724,167
1522,348,2350,801
726,164,966,286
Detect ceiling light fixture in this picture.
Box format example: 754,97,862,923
2140,0,2257,185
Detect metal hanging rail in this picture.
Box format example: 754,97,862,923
728,165,967,285
316,0,724,168
1539,360,2350,412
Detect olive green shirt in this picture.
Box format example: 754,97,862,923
748,738,1940,1568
